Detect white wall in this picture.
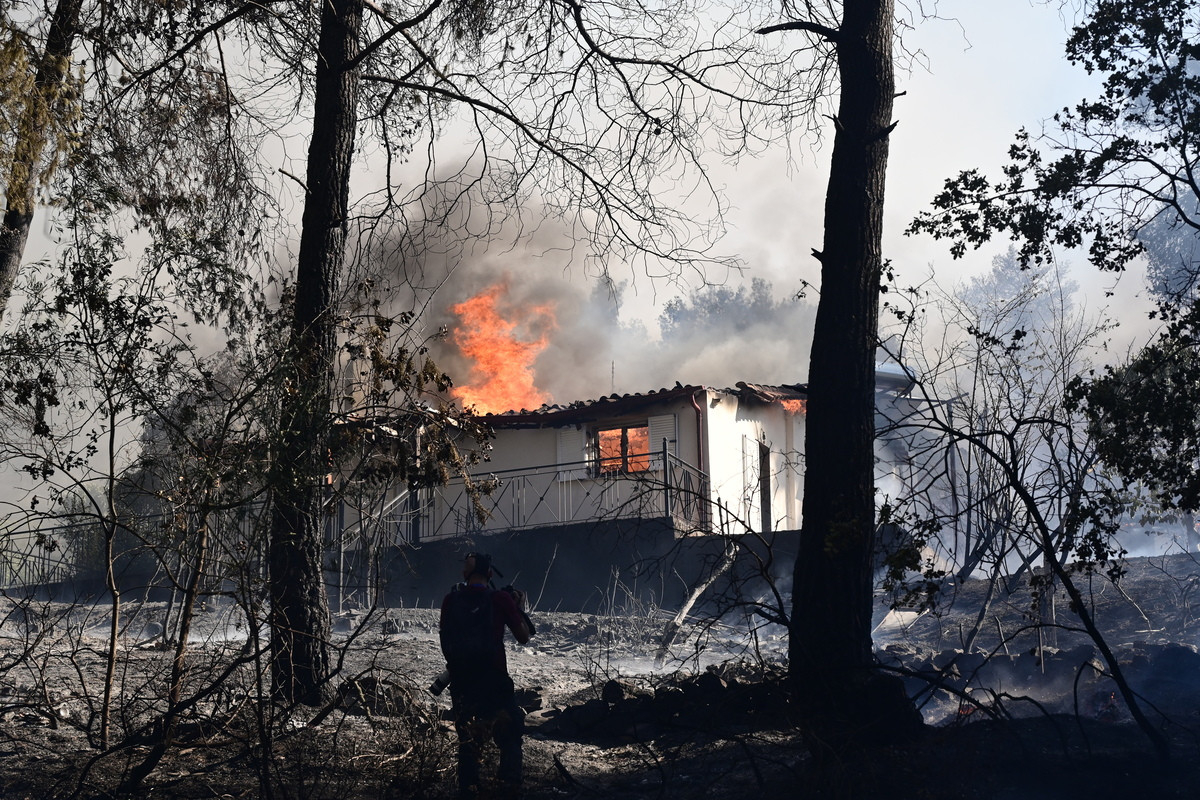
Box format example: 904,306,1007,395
701,390,805,534
359,389,809,542
424,395,705,538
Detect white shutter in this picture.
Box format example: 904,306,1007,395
647,414,677,471
557,428,588,481
741,433,755,521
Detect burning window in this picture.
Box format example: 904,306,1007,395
596,424,650,474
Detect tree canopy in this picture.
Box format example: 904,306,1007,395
910,0,1200,516
911,0,1200,289
1069,309,1200,511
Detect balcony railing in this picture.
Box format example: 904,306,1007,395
396,451,713,544
0,453,713,592
0,526,83,590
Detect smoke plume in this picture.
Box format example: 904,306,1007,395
435,270,817,410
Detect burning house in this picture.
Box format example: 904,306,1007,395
312,279,923,611
0,269,920,616
337,364,916,613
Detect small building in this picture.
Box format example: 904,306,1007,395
423,380,806,542
357,368,914,612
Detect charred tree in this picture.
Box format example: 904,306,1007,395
0,0,83,321
267,0,363,705
783,0,923,745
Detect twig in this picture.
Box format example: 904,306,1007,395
553,754,598,795
278,168,308,194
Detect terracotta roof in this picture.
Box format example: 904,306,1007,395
734,381,808,404
480,381,810,428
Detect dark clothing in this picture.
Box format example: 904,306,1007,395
440,584,527,798
451,684,524,797
440,584,524,680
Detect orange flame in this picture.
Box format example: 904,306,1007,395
781,398,807,416
450,282,556,414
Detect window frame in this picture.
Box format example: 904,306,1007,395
594,421,651,476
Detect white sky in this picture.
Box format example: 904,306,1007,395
729,2,1100,278
708,5,1130,283
0,0,1170,516
16,1,1162,390
670,0,1160,366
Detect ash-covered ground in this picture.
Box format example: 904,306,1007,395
1,552,1200,798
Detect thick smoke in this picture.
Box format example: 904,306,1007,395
435,270,818,406
356,199,818,408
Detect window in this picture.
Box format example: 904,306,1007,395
596,424,651,474
589,414,676,476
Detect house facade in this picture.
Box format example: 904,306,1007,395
361,368,915,611
415,381,807,544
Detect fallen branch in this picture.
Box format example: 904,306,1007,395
654,539,736,668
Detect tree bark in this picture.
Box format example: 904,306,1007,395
268,0,363,705
0,0,83,322
788,0,923,746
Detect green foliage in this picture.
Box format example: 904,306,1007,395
0,7,84,212
1069,307,1200,510
910,0,1200,281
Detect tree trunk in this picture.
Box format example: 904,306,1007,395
268,0,362,705
788,0,922,746
0,0,83,322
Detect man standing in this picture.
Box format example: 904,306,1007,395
439,552,533,799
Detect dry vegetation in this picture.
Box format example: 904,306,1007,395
2,552,1200,799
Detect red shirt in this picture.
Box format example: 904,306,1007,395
440,584,525,675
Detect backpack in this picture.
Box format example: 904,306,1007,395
440,588,496,677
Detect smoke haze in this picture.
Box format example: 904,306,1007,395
431,265,818,409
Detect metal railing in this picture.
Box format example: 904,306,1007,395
0,530,82,590
0,452,714,591
405,450,713,544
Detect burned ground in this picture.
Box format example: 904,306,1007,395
1,552,1199,799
